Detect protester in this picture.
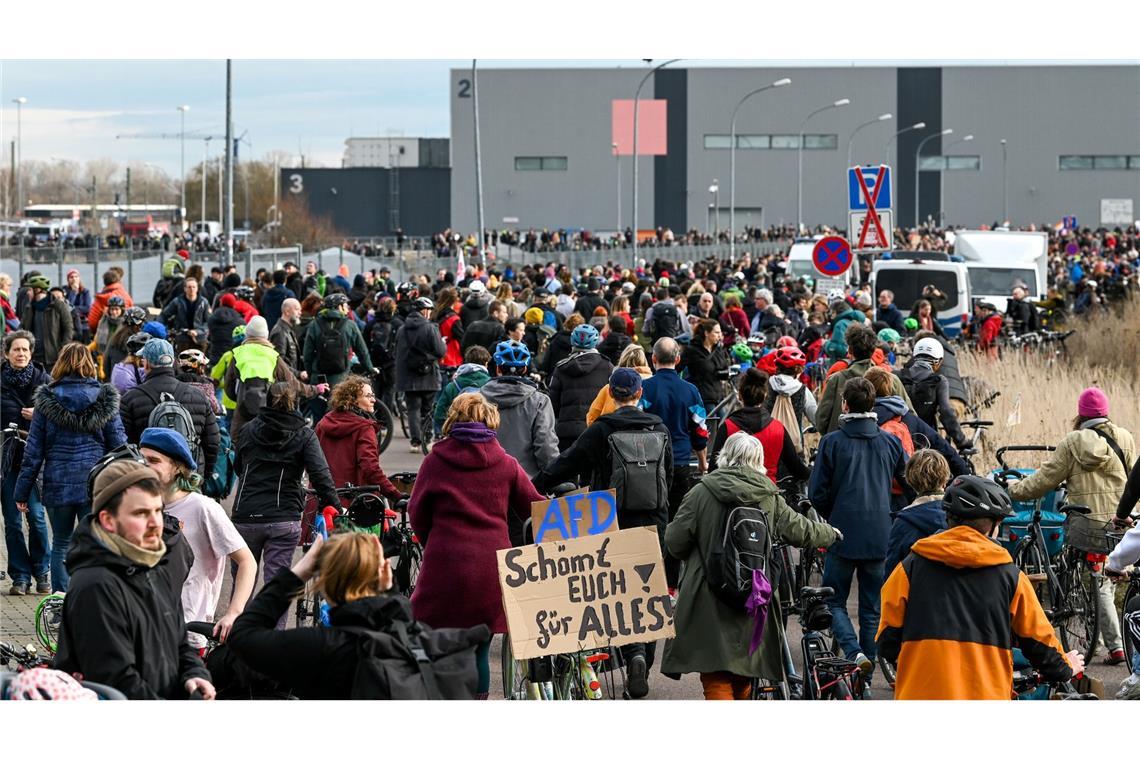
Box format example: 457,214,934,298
19,275,73,369
549,324,613,451
396,296,447,453
315,374,403,504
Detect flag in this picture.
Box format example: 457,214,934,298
456,248,466,283
689,404,709,440
1007,393,1022,427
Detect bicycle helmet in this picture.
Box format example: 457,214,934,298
877,328,901,344
122,306,147,327
324,293,349,310
412,296,434,311
775,335,798,349
571,324,600,350
107,295,126,309
26,275,51,291
396,281,416,299
942,474,1014,520
179,349,209,368
235,285,255,301
774,346,807,369
125,332,152,355
730,342,754,363
5,669,97,701
903,317,919,332
493,340,531,368
826,288,846,305
913,337,944,361
231,324,247,341
746,335,766,349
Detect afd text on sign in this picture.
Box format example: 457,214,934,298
848,165,892,211
531,489,619,544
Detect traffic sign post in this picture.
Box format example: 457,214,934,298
812,236,853,278
848,164,893,251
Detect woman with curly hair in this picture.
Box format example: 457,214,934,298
315,374,403,506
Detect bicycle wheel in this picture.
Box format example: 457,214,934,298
35,595,65,654
394,539,422,596
1014,538,1064,648
500,635,533,700
374,401,394,455
396,393,410,439
1057,557,1099,663
1122,583,1138,675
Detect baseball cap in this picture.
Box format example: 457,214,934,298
609,368,643,400
139,338,175,367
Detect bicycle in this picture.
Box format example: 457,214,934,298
1012,666,1097,700
385,473,423,597
1113,565,1140,676
34,594,65,655
0,641,52,672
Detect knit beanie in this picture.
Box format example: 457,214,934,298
246,316,269,340
1078,387,1109,418
92,460,158,513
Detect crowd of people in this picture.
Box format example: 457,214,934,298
1,223,1139,702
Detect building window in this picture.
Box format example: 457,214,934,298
803,134,838,150
703,134,835,150
947,156,981,171
1059,154,1139,171
1094,155,1128,170
770,135,800,150
515,156,567,171
704,135,732,149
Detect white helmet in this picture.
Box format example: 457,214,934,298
914,337,944,361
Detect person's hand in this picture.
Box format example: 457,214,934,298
1065,650,1085,678
185,677,216,700
292,533,325,582
16,502,28,514
833,527,845,542
300,371,309,381
20,407,33,421
1113,515,1134,530
212,611,240,643
1106,567,1128,583
315,383,330,395
375,536,394,592
189,330,198,339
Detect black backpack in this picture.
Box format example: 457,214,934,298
368,320,397,370
316,318,350,374
650,302,681,340
902,372,941,428
702,486,773,611
607,429,670,514
340,620,490,700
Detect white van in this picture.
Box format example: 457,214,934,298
871,256,971,338
952,230,1047,313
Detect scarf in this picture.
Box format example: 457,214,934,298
838,411,878,423
745,568,774,655
91,521,167,569
1080,417,1109,431
447,421,497,444
1,362,35,389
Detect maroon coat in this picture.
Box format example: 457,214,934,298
408,426,541,633
314,409,402,502
719,306,751,344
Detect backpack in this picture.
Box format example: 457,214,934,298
649,302,681,340
902,372,941,428
203,422,237,500
368,320,397,370
702,487,773,611
607,429,670,514
880,416,914,496
235,371,271,423
142,388,202,466
340,619,490,700
769,393,804,454
315,318,350,374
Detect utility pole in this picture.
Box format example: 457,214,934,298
472,59,486,270
224,59,234,267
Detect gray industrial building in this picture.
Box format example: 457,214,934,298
449,64,1140,235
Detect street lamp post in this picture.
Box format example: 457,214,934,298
914,128,953,228
201,137,211,226
12,97,27,217
1001,138,1008,225
847,113,892,168
885,121,926,166
729,77,791,262
797,98,849,233
631,59,679,270
612,142,621,233
177,105,190,227
939,134,974,226
709,180,720,237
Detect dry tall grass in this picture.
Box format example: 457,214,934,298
958,301,1140,470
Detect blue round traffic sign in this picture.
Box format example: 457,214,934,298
812,236,853,277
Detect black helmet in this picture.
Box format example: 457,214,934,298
126,332,152,354
235,285,255,301
413,296,434,311
324,293,349,310
943,475,1014,520
396,281,416,298
123,306,148,327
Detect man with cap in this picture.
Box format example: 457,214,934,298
139,427,256,652
460,279,493,327
281,261,304,300
574,276,607,320
18,275,73,369
534,366,673,698
52,454,216,700
203,266,225,305
119,339,220,477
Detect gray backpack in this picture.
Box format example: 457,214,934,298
607,429,669,514
142,388,202,466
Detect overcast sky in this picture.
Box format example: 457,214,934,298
1,59,1135,177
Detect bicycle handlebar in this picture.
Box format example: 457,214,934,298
995,445,1056,470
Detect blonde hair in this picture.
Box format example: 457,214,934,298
51,343,98,381
905,450,951,496
317,533,382,606
617,343,648,369
442,392,500,436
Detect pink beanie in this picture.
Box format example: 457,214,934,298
1078,387,1109,418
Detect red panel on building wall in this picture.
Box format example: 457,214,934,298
611,99,667,156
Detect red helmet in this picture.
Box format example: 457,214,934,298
774,346,807,369
775,335,799,349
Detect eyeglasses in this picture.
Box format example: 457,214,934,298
361,393,376,400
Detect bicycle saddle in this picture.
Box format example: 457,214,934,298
186,621,218,640
1059,503,1091,516
800,586,834,599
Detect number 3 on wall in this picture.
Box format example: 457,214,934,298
457,79,471,98
289,174,303,194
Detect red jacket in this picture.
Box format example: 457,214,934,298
438,311,464,367
978,314,1003,352
719,307,751,342
314,410,402,502
87,282,133,332
233,300,259,324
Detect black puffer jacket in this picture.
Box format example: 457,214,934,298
53,515,207,700
231,407,339,523
395,311,446,393
549,350,614,452
207,305,245,365
680,342,731,409
119,366,220,474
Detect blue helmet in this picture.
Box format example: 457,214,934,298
571,324,600,349
493,340,531,368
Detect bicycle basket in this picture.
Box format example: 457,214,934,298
1001,509,1066,559
1063,512,1116,554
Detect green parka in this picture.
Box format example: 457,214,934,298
661,466,837,681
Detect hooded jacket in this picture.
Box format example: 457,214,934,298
461,316,507,355
14,378,127,507
260,284,291,331
884,494,947,574
432,362,491,434
538,330,574,376
232,407,339,523
315,409,402,502
478,375,559,479
874,395,968,482
897,359,967,448
20,295,73,366
53,515,209,700
815,358,912,437
823,307,864,359
119,366,220,475
764,373,817,442
459,291,492,327
809,414,908,560
87,281,133,332
877,526,1071,700
708,406,809,483
207,303,245,365
1008,420,1135,520
662,466,836,682
408,427,542,632
394,310,447,393
548,350,614,451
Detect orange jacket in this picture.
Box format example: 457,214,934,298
87,282,133,332
876,526,1071,700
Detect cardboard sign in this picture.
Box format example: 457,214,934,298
530,488,619,544
497,527,674,660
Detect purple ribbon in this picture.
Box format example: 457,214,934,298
745,568,774,656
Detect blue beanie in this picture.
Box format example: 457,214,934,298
140,427,196,471
142,321,168,340
140,338,175,367
571,324,600,349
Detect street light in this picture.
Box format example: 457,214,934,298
729,77,790,262
178,105,190,225
631,59,680,269
797,98,849,233
709,180,720,237
885,121,926,166
847,112,892,168
12,97,27,217
939,134,974,226
612,142,621,233
1001,138,1008,225
914,128,953,227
